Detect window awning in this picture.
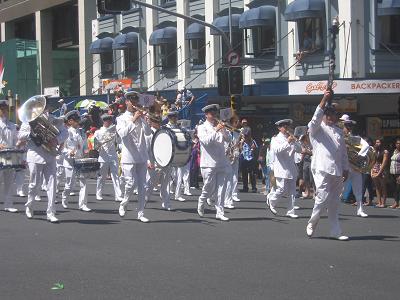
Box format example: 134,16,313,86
378,0,400,16
112,32,139,50
284,0,325,21
185,23,205,40
239,5,276,29
89,37,114,54
149,27,177,45
210,14,241,35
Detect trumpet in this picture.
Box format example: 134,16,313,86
215,118,241,133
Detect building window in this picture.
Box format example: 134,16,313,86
379,15,400,50
124,47,139,74
100,52,113,78
297,18,324,52
154,44,177,70
221,32,243,58
159,0,175,7
245,26,276,57
189,39,206,66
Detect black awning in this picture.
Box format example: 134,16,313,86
378,0,400,16
89,37,114,54
210,14,241,35
149,27,177,45
112,32,139,50
284,0,325,21
239,6,276,29
185,23,205,40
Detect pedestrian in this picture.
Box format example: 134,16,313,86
363,137,375,206
240,127,258,193
258,136,272,195
371,139,390,208
189,131,201,189
58,99,68,117
389,137,400,209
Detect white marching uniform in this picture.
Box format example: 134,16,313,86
94,126,122,201
19,117,68,217
175,163,190,199
62,127,88,209
308,106,349,237
225,131,241,206
267,132,301,215
197,120,231,218
0,117,18,209
345,136,369,216
116,111,151,219
56,153,65,193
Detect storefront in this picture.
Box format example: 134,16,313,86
288,78,400,146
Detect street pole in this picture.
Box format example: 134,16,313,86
130,0,232,52
228,0,232,45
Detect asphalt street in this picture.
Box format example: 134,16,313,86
0,179,399,300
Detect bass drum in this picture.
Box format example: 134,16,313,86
151,127,192,168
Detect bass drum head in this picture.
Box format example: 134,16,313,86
152,129,174,168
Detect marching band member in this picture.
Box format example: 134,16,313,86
197,104,231,221
267,119,301,219
15,125,27,197
306,90,350,241
18,97,68,222
144,114,172,210
340,114,368,218
174,120,192,201
94,114,123,202
61,110,92,212
0,100,19,212
225,115,241,209
116,91,151,222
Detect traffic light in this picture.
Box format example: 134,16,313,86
230,95,242,112
97,0,131,14
229,66,243,95
217,67,229,96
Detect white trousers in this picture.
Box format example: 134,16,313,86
308,170,343,237
120,163,147,218
1,169,15,208
62,167,87,209
267,177,296,215
198,166,229,217
175,163,190,198
345,169,365,215
96,161,122,199
26,161,57,216
56,165,64,191
15,168,26,194
146,166,171,208
225,160,239,205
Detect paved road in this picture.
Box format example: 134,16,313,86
0,180,399,300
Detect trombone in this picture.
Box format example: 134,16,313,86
215,118,241,133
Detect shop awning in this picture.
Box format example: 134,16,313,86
284,0,325,21
89,37,114,54
239,6,276,29
210,14,241,35
149,27,177,45
112,32,139,50
378,0,400,16
185,23,205,40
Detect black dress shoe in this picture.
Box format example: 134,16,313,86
251,188,258,193
240,189,249,193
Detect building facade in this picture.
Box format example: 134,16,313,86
0,0,399,140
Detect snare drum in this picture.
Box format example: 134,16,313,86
151,127,192,168
0,149,26,170
73,158,100,176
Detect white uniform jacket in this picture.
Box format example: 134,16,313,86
308,106,349,176
18,115,68,164
0,118,18,148
63,127,85,168
94,126,119,163
271,132,301,179
197,120,231,168
116,111,151,164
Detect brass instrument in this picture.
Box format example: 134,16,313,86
344,134,375,173
215,118,241,133
226,133,244,162
18,95,61,156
